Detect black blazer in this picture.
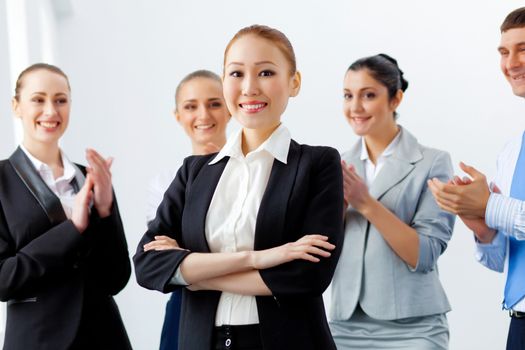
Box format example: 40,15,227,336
134,140,344,350
0,147,131,350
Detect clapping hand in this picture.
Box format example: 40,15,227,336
85,148,114,218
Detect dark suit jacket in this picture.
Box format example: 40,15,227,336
134,140,344,350
0,147,131,350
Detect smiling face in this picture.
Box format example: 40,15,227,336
222,34,300,134
12,69,71,150
175,77,230,148
343,69,401,138
499,27,525,98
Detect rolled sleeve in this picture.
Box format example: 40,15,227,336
475,231,506,272
410,151,455,273
410,233,445,273
486,193,525,240
169,266,189,286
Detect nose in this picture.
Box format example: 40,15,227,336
350,97,364,113
43,100,57,117
506,50,522,71
241,74,260,96
197,104,212,120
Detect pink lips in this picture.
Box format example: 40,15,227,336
240,101,268,114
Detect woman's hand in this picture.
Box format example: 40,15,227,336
342,160,373,213
85,148,113,218
71,174,94,233
143,235,187,252
251,234,335,270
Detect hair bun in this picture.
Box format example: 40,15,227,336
378,53,408,92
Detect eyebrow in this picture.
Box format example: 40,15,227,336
227,61,277,67
498,41,525,51
31,92,68,97
182,97,223,103
343,87,376,91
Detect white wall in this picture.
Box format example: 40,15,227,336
3,0,525,349
0,0,14,159
0,0,10,345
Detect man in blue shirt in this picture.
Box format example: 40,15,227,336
429,7,525,350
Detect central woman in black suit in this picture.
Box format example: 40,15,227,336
134,25,344,350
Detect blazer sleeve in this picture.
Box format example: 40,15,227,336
411,151,456,273
83,195,131,296
133,157,193,293
259,147,344,297
0,200,83,301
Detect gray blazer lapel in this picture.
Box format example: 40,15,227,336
8,147,67,225
369,126,423,200
369,158,414,200
341,141,365,178
341,142,366,231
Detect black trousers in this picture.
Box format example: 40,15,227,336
507,316,525,350
213,324,262,350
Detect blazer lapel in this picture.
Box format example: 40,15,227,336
8,147,67,225
369,158,414,200
183,157,228,252
369,126,423,200
341,143,367,231
254,140,300,249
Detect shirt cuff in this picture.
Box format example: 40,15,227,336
486,193,520,234
169,266,189,286
474,231,506,272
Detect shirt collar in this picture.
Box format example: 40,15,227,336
359,129,402,161
210,124,291,165
20,144,78,183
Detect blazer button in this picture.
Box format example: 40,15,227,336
72,263,79,269
225,338,231,347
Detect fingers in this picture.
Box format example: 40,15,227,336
451,175,472,186
459,162,485,180
86,148,112,180
428,178,462,195
427,179,459,213
490,182,502,194
78,174,94,205
85,148,114,213
462,176,473,185
295,236,336,251
143,235,182,251
105,157,114,169
291,234,336,263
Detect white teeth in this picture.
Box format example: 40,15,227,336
195,124,214,130
242,103,265,110
513,74,525,80
39,121,58,129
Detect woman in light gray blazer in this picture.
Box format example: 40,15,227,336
329,54,455,349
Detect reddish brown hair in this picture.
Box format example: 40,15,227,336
14,63,70,101
223,24,297,76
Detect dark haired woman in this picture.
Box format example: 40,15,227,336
329,54,455,349
0,63,131,349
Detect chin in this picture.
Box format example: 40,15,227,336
512,86,525,98
349,125,368,137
